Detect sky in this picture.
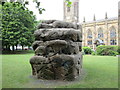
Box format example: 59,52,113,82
27,0,119,23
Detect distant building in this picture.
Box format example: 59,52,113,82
82,16,118,49
64,0,79,23
63,0,119,49
118,1,120,46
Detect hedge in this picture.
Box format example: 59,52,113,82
95,45,119,56
82,47,92,54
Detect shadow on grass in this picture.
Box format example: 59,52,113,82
24,69,87,88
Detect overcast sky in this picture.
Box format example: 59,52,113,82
27,0,119,23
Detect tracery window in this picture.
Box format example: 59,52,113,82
87,40,92,45
87,29,92,46
67,7,70,12
110,39,117,45
87,30,92,39
110,27,117,45
110,28,116,38
74,2,78,16
98,28,104,38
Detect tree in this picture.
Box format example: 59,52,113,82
0,0,46,14
1,2,36,51
65,0,72,7
0,0,71,14
1,0,72,51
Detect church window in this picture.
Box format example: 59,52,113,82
110,39,117,45
74,2,78,16
67,7,70,12
110,27,117,45
110,28,116,38
87,40,92,45
87,30,92,38
98,28,104,38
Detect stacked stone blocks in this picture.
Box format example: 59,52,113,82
30,20,83,81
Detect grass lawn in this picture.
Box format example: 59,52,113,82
1,54,118,88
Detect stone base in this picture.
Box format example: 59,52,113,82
30,53,82,81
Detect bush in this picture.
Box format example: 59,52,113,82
92,51,96,55
96,45,119,56
117,46,120,54
108,50,118,56
82,47,92,54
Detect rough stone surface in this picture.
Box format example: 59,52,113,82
37,20,82,29
34,29,82,42
30,20,83,81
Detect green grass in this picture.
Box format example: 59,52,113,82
0,54,2,89
60,55,118,88
2,50,34,54
1,54,118,88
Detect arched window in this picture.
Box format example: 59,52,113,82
87,40,92,45
67,7,70,12
98,28,104,38
110,27,116,38
87,29,92,45
87,30,92,38
74,2,78,16
110,26,117,45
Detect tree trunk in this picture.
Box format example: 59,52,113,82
5,45,7,50
22,45,24,50
6,45,10,51
8,46,10,51
12,45,15,51
28,46,31,50
16,45,17,50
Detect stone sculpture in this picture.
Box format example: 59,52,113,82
30,20,83,81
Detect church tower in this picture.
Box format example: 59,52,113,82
64,0,79,23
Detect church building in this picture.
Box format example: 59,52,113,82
63,0,119,49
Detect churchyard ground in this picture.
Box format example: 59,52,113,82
1,53,118,88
